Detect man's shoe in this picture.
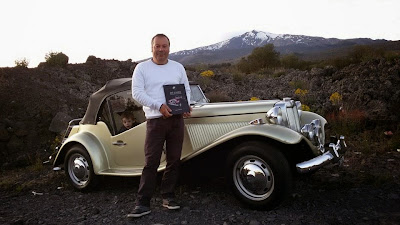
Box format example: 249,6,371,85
162,198,180,210
127,205,151,218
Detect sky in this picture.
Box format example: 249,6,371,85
1,0,399,68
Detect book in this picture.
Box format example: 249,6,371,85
163,84,190,115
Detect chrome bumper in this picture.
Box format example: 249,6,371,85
296,136,346,173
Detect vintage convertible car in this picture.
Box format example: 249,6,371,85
53,78,346,209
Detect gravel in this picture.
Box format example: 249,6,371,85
1,150,399,225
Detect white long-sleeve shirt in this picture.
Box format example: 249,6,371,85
132,59,191,119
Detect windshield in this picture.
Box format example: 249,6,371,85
190,84,208,104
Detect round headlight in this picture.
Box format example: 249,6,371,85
301,119,325,150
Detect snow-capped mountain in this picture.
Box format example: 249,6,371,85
169,30,386,65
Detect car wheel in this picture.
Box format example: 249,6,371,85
64,145,98,190
227,141,292,209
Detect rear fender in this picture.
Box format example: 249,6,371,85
53,132,109,174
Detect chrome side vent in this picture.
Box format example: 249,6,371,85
186,122,248,151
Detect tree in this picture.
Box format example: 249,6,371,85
281,54,300,69
237,57,252,74
14,58,29,68
348,45,385,63
236,44,280,73
248,44,280,69
45,52,69,67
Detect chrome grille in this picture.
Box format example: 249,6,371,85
285,106,301,132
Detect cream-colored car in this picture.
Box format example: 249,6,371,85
53,78,346,209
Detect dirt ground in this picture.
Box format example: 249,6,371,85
0,146,399,225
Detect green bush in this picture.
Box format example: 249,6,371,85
280,54,312,70
45,52,69,67
237,44,280,73
289,79,308,90
14,58,29,68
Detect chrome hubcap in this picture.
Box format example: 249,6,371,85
233,155,274,201
68,153,90,186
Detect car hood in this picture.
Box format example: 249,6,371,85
191,100,279,118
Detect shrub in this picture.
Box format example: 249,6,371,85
329,92,342,106
281,53,302,69
14,58,29,68
237,44,280,73
200,70,215,78
289,80,308,90
45,51,69,67
250,97,260,101
272,70,286,78
294,88,309,104
232,72,244,85
326,109,367,135
348,45,385,63
294,88,308,97
301,104,311,111
236,57,252,74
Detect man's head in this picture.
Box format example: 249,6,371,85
151,34,170,65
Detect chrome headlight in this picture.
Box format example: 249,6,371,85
301,119,325,152
266,106,283,125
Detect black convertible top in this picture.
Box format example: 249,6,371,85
81,78,132,124
81,78,199,125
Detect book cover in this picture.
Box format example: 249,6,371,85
163,84,190,115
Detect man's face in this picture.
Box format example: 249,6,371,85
152,36,170,65
122,118,133,129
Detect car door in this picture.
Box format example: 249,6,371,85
105,90,166,169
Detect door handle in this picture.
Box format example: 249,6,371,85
112,140,127,146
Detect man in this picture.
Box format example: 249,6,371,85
128,34,192,218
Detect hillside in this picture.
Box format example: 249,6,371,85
0,57,136,168
0,56,400,169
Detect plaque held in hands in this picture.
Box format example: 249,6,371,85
163,84,190,115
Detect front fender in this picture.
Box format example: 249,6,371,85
224,124,304,144
185,124,306,161
53,132,109,174
301,111,327,127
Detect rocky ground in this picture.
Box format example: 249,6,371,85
0,143,399,225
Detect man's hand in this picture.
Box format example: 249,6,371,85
183,106,192,118
159,104,172,118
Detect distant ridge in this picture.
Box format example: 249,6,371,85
169,30,388,65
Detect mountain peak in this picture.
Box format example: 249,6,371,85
243,30,281,40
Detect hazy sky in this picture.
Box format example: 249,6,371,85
1,0,399,68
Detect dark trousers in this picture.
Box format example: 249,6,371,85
136,115,184,207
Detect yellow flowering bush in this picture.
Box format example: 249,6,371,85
329,92,342,105
294,88,308,97
250,97,260,101
301,104,311,111
200,70,215,78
